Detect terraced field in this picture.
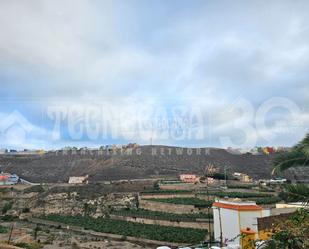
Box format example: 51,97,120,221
41,214,207,244
146,197,213,207
110,208,213,221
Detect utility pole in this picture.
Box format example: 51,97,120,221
224,166,227,188
218,207,223,248
205,164,212,246
34,224,39,240
7,223,14,244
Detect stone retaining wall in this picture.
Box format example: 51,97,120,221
139,199,207,214
110,214,213,230
140,193,195,199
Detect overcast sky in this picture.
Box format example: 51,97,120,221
0,0,308,149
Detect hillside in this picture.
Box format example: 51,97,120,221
0,146,283,183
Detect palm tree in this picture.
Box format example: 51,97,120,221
272,133,309,173
272,133,309,204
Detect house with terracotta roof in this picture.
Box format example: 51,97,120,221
212,199,269,247
0,173,19,185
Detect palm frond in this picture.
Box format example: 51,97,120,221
272,134,309,173
281,184,309,205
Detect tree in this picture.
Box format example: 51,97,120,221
279,184,309,205
272,133,309,173
272,133,309,204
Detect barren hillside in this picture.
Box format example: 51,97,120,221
0,146,283,183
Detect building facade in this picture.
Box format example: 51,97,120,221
179,174,198,183
212,200,267,246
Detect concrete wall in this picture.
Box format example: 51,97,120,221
270,207,298,216
239,210,262,235
110,214,213,230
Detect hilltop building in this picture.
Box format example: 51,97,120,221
0,172,19,185
179,174,199,183
0,149,8,154
68,175,89,184
233,172,252,182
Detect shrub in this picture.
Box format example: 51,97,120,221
255,197,282,205
1,214,16,221
22,207,31,213
2,202,13,214
0,225,8,233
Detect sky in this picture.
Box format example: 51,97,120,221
0,0,308,150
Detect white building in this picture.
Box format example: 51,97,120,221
233,172,252,182
0,173,19,185
212,200,269,246
0,149,7,154
68,175,89,184
270,178,287,184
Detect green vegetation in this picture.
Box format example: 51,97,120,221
22,207,31,213
2,202,13,214
14,242,43,249
253,209,309,248
41,214,206,244
272,134,309,204
272,133,309,173
209,173,230,180
23,185,45,194
0,188,8,193
227,184,256,189
255,197,282,205
147,197,213,207
111,208,213,221
279,184,309,204
0,225,8,233
1,214,16,221
141,189,192,194
201,191,272,198
160,180,183,184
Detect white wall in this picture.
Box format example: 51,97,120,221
239,210,262,234
213,208,239,245
214,208,267,245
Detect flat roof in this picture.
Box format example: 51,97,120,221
213,200,262,211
